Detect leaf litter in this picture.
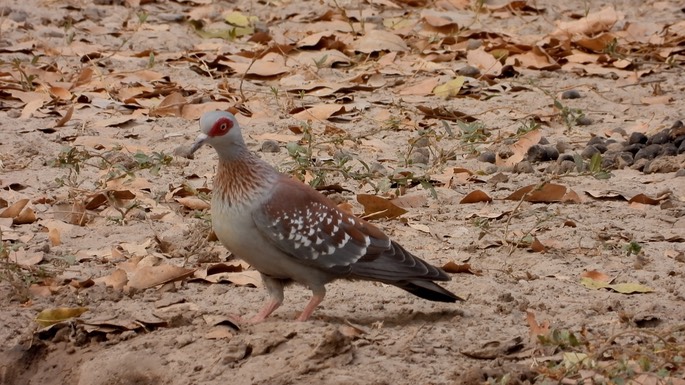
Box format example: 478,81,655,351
0,0,684,384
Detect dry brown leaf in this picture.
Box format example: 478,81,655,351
581,270,612,283
94,269,129,290
54,105,74,128
628,193,662,205
49,86,72,100
495,129,541,167
20,99,45,119
151,92,187,117
467,48,503,76
442,261,481,275
640,95,672,105
127,265,196,290
505,183,569,203
291,104,346,121
53,202,90,226
391,193,427,209
199,270,263,287
48,226,61,246
9,250,43,266
357,194,408,220
176,196,210,210
222,55,289,77
530,237,545,252
353,29,409,53
205,325,235,340
551,6,623,37
399,77,440,96
0,198,29,218
526,310,550,338
35,307,88,328
460,190,493,204
181,102,232,120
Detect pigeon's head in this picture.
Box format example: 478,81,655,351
190,111,244,157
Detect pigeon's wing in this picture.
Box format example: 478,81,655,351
252,177,449,283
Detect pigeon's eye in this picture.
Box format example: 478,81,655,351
219,123,227,131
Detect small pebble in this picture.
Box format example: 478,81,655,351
628,132,648,145
576,116,593,126
587,136,605,146
559,160,577,173
409,151,429,165
617,152,634,168
674,135,685,148
581,145,600,159
631,158,650,171
678,140,685,155
671,120,684,130
466,39,482,50
514,160,534,173
675,169,685,177
477,151,496,164
561,90,581,99
558,154,575,163
483,164,498,174
606,142,624,153
623,143,644,155
647,130,670,145
555,139,571,153
458,65,480,77
526,144,559,162
660,143,677,157
261,139,280,153
634,144,661,161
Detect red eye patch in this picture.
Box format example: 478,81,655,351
208,117,234,137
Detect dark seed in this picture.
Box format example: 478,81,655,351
576,116,593,126
478,151,496,164
628,132,648,145
581,145,601,159
647,130,670,145
634,144,661,161
561,90,581,99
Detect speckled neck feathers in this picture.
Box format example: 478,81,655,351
213,146,276,208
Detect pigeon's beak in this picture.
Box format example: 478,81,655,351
189,133,209,155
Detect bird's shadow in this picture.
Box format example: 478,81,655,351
313,308,465,327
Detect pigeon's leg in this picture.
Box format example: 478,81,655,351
250,275,285,323
296,286,326,321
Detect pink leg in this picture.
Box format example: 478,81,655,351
296,288,326,321
250,299,282,323
250,275,284,323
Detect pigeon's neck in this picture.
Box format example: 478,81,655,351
213,147,276,208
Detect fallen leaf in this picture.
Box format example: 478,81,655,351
581,270,612,283
127,265,196,290
357,194,408,220
526,310,550,338
354,30,408,53
8,250,43,266
176,196,210,210
442,261,481,275
505,183,570,203
495,130,542,167
433,77,465,99
460,190,493,204
94,269,128,290
35,307,88,328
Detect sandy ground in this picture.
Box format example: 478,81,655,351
1,0,684,384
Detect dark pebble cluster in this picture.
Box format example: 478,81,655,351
578,120,685,173
478,120,685,175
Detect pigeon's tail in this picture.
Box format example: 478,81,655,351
395,280,463,303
